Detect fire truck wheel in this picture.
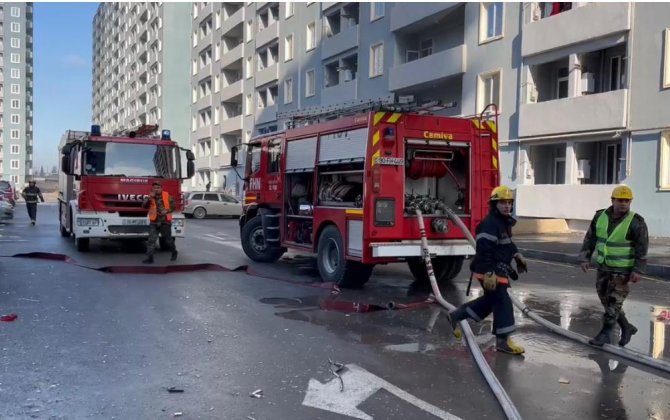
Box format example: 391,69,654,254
241,216,285,262
407,256,463,287
193,207,208,219
75,236,90,252
317,225,372,288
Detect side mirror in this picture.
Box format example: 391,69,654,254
61,155,71,175
186,150,195,161
230,146,238,168
187,161,195,179
61,144,72,155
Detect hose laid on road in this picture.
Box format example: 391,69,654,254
438,205,670,375
415,208,523,420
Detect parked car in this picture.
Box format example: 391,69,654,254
0,196,14,220
0,180,17,207
184,192,242,219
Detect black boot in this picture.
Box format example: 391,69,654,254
170,250,178,261
589,324,613,347
617,315,638,347
142,255,154,264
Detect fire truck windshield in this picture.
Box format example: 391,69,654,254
82,141,180,178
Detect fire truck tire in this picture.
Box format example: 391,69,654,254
59,208,69,237
193,207,207,219
407,256,463,286
317,225,372,288
241,216,285,262
75,236,90,252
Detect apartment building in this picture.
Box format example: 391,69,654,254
0,2,34,188
92,3,191,150
187,2,669,235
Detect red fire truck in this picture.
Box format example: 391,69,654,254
231,102,499,288
58,125,195,252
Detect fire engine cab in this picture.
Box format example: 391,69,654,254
231,101,500,288
58,125,195,252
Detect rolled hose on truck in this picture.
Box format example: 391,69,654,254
424,205,670,376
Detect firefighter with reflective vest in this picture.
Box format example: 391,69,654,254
447,186,528,355
578,185,648,347
141,182,178,264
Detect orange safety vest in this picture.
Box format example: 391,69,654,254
147,191,172,222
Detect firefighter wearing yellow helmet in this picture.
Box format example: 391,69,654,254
446,185,528,355
578,185,648,347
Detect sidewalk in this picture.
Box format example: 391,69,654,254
515,232,670,280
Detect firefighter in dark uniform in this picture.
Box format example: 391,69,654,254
578,185,648,347
142,182,178,264
446,186,528,355
21,180,45,226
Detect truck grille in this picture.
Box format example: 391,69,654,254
108,225,150,234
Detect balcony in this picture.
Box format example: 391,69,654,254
389,45,466,92
519,89,628,138
522,3,630,57
390,3,460,33
220,79,244,101
197,62,213,81
221,7,244,36
256,21,278,48
193,126,213,142
221,43,244,69
256,64,278,87
196,95,213,112
220,114,244,134
322,80,357,106
256,104,277,125
321,24,359,60
195,155,212,170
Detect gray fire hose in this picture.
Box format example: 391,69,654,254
438,204,670,375
415,208,523,420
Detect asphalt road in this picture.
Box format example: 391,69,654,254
0,203,669,419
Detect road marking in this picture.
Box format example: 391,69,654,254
201,234,243,250
302,364,461,420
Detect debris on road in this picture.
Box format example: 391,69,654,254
1,313,18,322
249,389,263,398
167,387,184,393
173,412,183,417
328,358,345,392
558,378,570,384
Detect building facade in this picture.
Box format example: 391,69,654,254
0,2,34,188
92,3,192,151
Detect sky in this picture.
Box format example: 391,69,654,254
33,2,99,173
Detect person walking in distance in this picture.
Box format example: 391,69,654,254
446,186,528,355
578,185,648,347
142,182,178,264
21,180,45,226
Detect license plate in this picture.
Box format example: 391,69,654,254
122,219,148,226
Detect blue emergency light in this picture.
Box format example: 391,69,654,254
91,125,102,136
161,129,171,140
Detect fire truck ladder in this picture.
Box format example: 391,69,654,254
112,124,160,138
476,103,501,194
277,96,455,127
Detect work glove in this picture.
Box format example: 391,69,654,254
514,253,528,273
482,271,497,291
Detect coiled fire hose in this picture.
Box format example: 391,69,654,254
435,204,670,375
414,208,523,420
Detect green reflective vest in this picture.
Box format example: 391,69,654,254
595,211,635,269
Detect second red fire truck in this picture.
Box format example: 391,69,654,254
231,102,500,288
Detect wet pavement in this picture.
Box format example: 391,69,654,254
0,204,669,419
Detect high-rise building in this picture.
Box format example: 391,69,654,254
0,2,34,188
92,2,192,150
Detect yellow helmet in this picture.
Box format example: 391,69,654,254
490,185,514,201
611,185,633,200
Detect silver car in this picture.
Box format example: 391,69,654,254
184,192,242,219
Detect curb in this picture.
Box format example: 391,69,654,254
519,248,670,281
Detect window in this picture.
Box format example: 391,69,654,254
660,132,670,188
284,78,293,104
665,29,670,88
10,53,20,64
609,56,626,91
305,70,315,97
370,2,385,21
306,22,316,51
11,175,20,184
11,114,20,124
604,143,621,184
478,70,501,112
10,160,20,170
480,2,503,42
11,7,20,18
557,67,569,99
246,56,253,79
10,69,19,79
10,99,20,109
10,84,20,94
248,143,262,175
10,144,20,154
245,94,253,115
285,2,294,18
369,43,384,77
11,22,20,33
10,129,19,139
246,20,254,41
268,139,281,173
10,38,20,49
284,34,294,61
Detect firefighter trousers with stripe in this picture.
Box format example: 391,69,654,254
463,282,515,336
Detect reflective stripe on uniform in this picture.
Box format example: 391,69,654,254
476,232,498,242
